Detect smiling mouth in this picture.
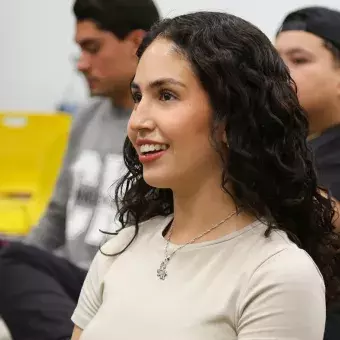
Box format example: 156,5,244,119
140,144,169,155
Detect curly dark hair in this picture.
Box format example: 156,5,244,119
111,11,340,304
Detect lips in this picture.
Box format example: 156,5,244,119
140,143,168,154
135,139,169,164
137,143,169,164
138,149,166,163
88,79,97,88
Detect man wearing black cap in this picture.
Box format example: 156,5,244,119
276,6,340,202
276,7,340,339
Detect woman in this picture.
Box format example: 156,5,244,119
71,12,340,340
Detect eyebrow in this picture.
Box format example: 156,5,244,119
131,78,187,91
284,47,312,55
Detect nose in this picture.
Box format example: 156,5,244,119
128,101,156,134
77,52,90,73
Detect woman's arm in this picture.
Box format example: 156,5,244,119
71,326,83,340
71,228,134,334
71,251,104,331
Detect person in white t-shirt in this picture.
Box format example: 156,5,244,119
71,11,340,340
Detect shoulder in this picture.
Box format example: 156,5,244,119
237,224,325,298
239,229,325,308
249,225,324,284
80,96,110,113
237,228,326,339
72,97,109,126
254,243,324,286
309,124,340,152
65,97,110,146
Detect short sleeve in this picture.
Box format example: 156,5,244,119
71,226,136,329
237,247,326,340
71,250,106,329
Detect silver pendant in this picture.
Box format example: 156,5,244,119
157,257,170,280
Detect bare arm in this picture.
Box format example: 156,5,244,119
71,326,83,340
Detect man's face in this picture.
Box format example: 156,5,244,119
75,20,140,97
276,30,340,133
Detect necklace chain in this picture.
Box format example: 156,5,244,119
157,210,237,280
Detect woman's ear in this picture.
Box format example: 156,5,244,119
222,130,229,148
215,121,228,146
222,131,228,145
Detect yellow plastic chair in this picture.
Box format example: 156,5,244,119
0,112,72,236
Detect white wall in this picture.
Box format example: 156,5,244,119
0,0,78,111
157,0,340,38
1,0,340,111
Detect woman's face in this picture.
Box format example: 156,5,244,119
128,38,224,192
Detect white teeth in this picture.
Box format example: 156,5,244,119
140,144,168,154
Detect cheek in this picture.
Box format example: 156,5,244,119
291,70,319,100
295,68,335,100
292,70,336,112
292,64,330,88
168,105,210,135
91,57,111,77
127,121,136,144
94,50,121,73
170,108,214,154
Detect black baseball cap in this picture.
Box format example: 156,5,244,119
277,6,340,50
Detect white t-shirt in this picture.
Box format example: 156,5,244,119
72,215,326,340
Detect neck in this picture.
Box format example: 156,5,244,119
110,89,134,110
170,175,253,243
309,104,340,136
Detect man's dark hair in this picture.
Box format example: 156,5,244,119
73,0,160,40
277,6,340,65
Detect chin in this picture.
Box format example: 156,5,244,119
89,89,105,97
143,171,173,189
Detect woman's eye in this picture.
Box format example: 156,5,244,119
159,91,176,101
132,92,142,103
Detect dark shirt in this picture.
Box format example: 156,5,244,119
309,125,340,340
309,124,340,201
